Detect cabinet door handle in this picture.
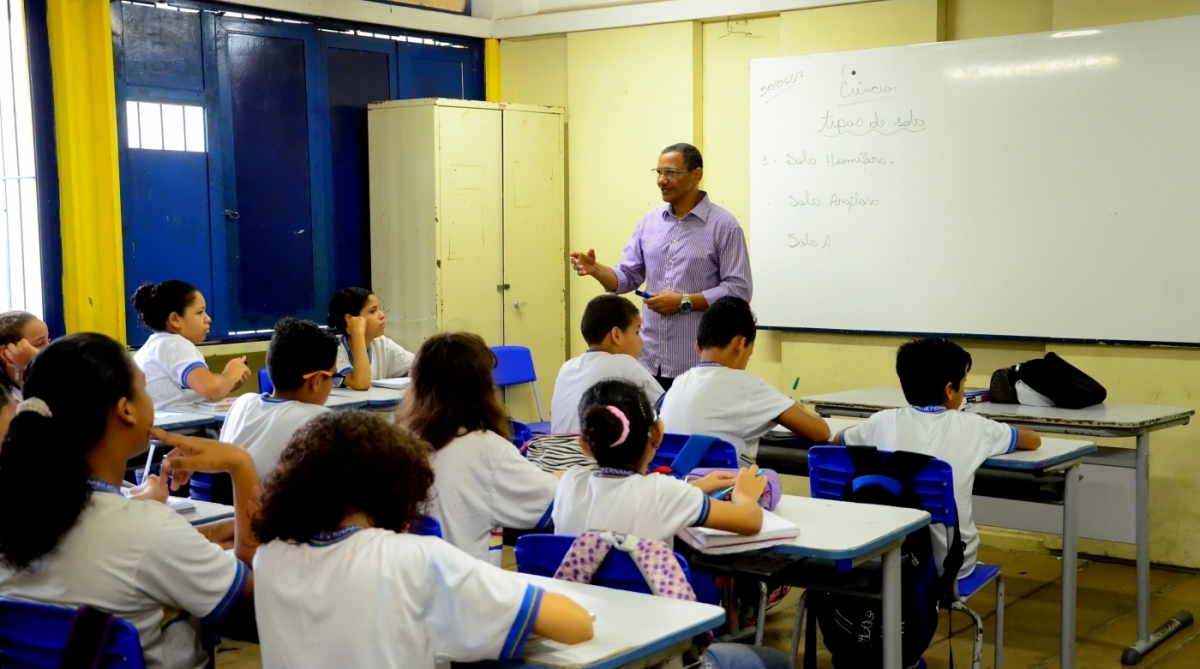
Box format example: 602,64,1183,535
497,283,511,292
224,209,240,220
513,301,528,309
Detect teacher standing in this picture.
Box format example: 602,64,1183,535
570,143,753,391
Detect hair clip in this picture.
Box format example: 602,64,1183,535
605,405,630,447
16,397,52,418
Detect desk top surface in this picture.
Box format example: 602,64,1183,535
330,386,404,407
769,495,930,561
181,393,368,422
152,411,217,431
484,574,723,669
803,387,1193,430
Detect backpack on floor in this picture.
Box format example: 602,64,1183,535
808,447,963,669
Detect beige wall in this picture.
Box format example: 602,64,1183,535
500,0,1200,568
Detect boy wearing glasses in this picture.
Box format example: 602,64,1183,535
220,317,341,478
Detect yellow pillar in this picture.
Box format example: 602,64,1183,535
485,38,502,102
47,0,125,340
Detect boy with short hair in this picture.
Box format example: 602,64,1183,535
549,294,664,434
220,317,339,478
833,337,1041,579
659,297,830,465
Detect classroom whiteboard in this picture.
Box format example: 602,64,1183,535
749,16,1200,344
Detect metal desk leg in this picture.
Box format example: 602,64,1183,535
1062,463,1079,669
883,546,902,669
1121,432,1195,665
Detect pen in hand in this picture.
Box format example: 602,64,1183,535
713,468,765,500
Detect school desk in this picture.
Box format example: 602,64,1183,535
177,498,236,526
477,573,724,669
799,388,1193,666
153,411,218,432
758,421,1094,668
329,385,404,411
182,393,369,423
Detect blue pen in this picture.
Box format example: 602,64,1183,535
635,290,652,299
712,468,765,500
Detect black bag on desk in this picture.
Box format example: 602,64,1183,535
1018,353,1107,409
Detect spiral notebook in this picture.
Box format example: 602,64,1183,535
677,509,799,554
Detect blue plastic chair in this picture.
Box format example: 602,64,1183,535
0,597,146,668
806,446,1005,669
509,419,532,449
648,433,739,472
258,368,273,394
411,514,442,538
491,346,550,434
514,534,718,605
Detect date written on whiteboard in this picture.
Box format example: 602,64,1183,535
817,110,926,137
788,233,832,250
759,70,807,103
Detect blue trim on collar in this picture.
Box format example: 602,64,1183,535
696,361,723,368
340,336,373,367
912,405,949,414
260,393,290,404
597,467,641,478
87,479,121,495
308,525,367,547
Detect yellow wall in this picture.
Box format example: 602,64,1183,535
500,0,1200,567
563,22,703,357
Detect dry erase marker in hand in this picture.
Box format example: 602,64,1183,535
790,377,800,400
635,290,652,299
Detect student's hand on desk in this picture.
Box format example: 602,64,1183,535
644,291,683,316
128,459,172,504
150,428,254,485
196,518,236,549
345,316,368,339
569,249,598,277
731,467,768,505
690,470,737,494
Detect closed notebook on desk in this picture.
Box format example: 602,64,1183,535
371,378,411,390
677,510,799,554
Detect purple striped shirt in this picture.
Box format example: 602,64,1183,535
612,192,753,378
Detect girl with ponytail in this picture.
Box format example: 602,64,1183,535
551,378,788,669
0,333,261,669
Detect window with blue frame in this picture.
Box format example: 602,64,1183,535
111,0,484,345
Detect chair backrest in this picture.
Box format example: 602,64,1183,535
808,445,958,527
411,514,442,538
514,534,693,597
508,419,532,449
0,597,146,669
258,367,273,394
649,433,739,472
491,346,537,388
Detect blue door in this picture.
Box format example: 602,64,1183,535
215,18,330,330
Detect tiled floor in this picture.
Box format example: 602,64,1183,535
216,546,1200,668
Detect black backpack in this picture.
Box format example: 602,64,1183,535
1018,353,1107,409
807,447,964,669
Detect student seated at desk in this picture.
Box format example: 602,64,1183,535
660,297,830,465
400,332,558,566
0,333,260,669
327,287,414,390
131,280,251,410
550,294,664,434
252,410,593,669
0,310,50,397
221,318,337,478
832,337,1041,579
553,379,786,669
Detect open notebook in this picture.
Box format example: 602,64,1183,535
677,509,799,554
371,378,411,390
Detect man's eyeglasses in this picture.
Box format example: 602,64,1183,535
651,168,692,180
303,370,347,388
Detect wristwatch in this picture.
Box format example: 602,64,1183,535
680,294,693,314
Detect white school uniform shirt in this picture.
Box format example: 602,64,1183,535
658,363,795,464
0,482,248,669
840,406,1019,580
552,466,712,542
335,335,415,380
254,528,544,669
219,393,330,478
428,429,558,565
134,333,208,410
549,351,665,434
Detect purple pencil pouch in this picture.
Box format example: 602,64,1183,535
685,468,782,511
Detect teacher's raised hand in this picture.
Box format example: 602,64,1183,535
569,248,619,292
